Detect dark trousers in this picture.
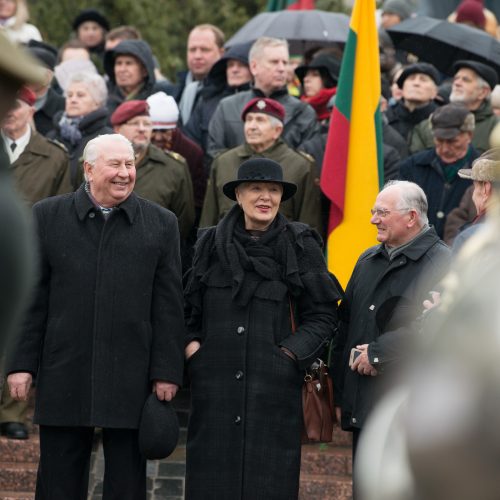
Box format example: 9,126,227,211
352,428,362,500
35,426,146,500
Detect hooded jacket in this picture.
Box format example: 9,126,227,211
104,40,158,115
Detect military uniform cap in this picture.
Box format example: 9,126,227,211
241,97,286,123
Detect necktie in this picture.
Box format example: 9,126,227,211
10,142,16,152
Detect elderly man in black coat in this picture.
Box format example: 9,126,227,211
6,134,185,499
331,180,450,467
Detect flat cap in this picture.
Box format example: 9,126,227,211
241,97,285,123
453,60,498,91
430,103,475,139
397,62,440,89
459,148,500,181
110,100,149,126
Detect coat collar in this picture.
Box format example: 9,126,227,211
237,138,286,158
371,226,441,262
74,183,139,224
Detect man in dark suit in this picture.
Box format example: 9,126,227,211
6,134,185,499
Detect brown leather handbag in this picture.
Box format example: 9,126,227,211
301,359,335,443
289,298,335,444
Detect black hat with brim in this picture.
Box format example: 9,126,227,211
138,393,179,460
223,158,297,202
452,60,498,91
295,53,341,87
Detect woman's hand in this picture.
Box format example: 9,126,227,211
185,340,201,360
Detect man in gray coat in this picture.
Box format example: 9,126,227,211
207,36,320,159
6,134,184,499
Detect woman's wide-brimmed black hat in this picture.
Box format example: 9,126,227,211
222,158,297,202
138,393,179,460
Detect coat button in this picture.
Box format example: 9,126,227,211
234,416,242,425
236,326,245,335
235,370,244,380
89,212,95,218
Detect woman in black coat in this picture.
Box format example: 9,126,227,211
48,71,112,189
184,158,342,500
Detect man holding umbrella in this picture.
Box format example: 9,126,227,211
412,60,499,154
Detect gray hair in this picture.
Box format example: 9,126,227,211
83,134,134,180
383,180,429,225
65,72,108,107
477,75,491,94
249,37,289,63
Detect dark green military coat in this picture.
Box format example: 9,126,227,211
200,139,322,231
134,144,195,240
10,130,72,206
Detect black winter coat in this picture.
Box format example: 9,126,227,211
48,107,113,189
184,209,341,500
332,228,450,431
7,186,185,428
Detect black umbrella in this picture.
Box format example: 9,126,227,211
225,10,350,54
387,16,500,79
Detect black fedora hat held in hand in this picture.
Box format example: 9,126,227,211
223,158,297,202
138,393,179,460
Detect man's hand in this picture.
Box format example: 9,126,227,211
185,340,201,360
153,380,179,401
351,344,378,376
423,291,441,313
7,372,32,401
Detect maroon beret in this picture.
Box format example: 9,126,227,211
17,86,36,107
111,100,149,126
241,97,285,123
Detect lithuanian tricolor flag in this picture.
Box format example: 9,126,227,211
320,0,383,289
266,0,315,10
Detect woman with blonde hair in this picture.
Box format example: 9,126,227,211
0,0,41,44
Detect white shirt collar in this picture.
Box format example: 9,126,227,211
2,126,31,164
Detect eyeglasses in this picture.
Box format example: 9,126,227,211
370,207,410,218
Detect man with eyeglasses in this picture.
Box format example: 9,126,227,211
331,180,450,468
111,100,195,243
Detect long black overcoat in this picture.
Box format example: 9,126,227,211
332,228,450,431
7,185,185,428
184,221,341,500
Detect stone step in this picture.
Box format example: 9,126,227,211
0,463,37,492
301,444,352,476
331,426,353,447
0,437,39,464
299,473,352,500
0,492,34,500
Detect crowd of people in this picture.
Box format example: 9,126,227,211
1,0,500,498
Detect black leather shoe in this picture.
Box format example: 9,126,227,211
0,422,29,440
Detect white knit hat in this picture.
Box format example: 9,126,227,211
146,91,179,129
